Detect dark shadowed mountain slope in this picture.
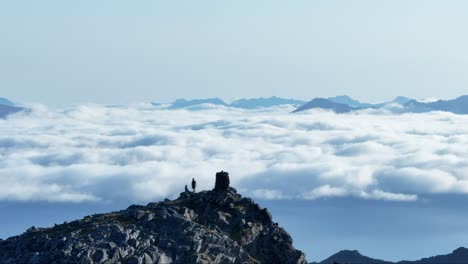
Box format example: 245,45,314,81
0,104,24,118
403,100,435,113
316,250,392,264
403,95,468,114
292,98,355,113
0,172,307,264
425,95,468,114
314,247,468,264
398,247,468,264
292,96,420,114
230,97,306,109
293,95,468,115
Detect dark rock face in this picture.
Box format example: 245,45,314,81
215,171,230,191
0,188,307,264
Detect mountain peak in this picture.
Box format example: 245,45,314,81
292,98,354,113
391,96,412,105
0,171,307,264
453,247,468,255
327,95,374,108
319,249,391,264
327,95,354,101
0,97,15,106
454,95,468,101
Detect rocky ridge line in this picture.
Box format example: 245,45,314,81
0,172,307,264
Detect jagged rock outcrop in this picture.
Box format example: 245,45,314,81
0,176,307,264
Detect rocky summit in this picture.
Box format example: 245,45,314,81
0,172,307,264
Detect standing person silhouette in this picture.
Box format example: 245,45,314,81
191,178,196,193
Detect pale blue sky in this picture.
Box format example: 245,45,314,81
1,1,468,105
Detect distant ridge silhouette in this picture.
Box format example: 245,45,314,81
291,98,354,113
293,95,468,115
313,247,468,264
159,96,306,110
0,97,15,107
0,98,23,118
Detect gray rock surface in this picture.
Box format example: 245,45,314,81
0,187,307,264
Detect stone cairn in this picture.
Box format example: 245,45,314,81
214,170,230,191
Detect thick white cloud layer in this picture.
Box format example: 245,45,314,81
1,104,468,203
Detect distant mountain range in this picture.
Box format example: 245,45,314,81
293,95,468,115
156,96,306,110
312,247,468,264
291,95,412,113
159,95,468,115
0,98,23,118
403,95,468,114
167,98,228,109
4,95,468,116
230,97,306,109
292,98,355,113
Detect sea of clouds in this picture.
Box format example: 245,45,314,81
1,103,468,204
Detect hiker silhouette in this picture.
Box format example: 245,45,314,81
191,178,196,192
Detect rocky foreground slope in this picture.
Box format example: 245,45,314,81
0,172,307,264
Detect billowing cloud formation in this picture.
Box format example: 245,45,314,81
1,104,468,203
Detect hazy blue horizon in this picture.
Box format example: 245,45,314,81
1,94,462,108
2,0,468,105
